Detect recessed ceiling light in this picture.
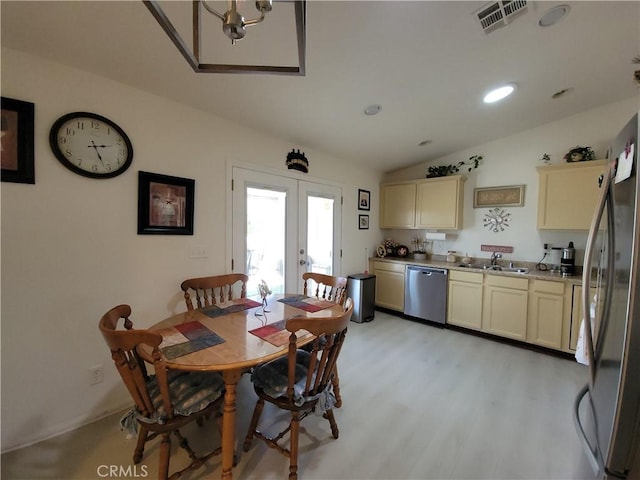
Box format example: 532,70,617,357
483,84,516,104
538,4,570,27
363,104,382,116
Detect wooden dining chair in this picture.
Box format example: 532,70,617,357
99,304,225,480
302,272,347,306
181,273,249,311
243,299,353,480
302,272,348,407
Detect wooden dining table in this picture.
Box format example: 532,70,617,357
141,293,346,480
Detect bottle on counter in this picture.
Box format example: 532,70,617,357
446,251,457,263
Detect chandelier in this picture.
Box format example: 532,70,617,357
202,0,272,45
144,0,306,75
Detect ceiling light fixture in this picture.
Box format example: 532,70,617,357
483,84,516,103
202,0,272,45
143,0,306,75
538,4,570,27
364,104,382,116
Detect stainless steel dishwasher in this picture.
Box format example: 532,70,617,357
404,266,448,324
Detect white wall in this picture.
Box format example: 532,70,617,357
382,97,639,266
0,48,382,451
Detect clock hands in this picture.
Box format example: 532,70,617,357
88,140,112,168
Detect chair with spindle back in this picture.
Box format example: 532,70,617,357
181,274,249,311
98,304,225,480
302,272,348,407
302,272,347,306
243,299,353,480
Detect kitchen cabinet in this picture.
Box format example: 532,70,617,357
447,270,483,330
483,275,528,341
370,260,405,312
415,176,465,229
379,175,465,230
570,285,599,351
527,279,571,350
537,160,607,230
379,182,416,228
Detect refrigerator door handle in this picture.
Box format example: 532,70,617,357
582,162,613,386
574,383,603,475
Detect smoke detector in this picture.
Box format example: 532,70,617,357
475,0,529,34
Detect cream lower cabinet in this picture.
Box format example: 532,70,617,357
370,260,405,312
482,275,528,341
447,270,483,330
570,285,599,351
527,280,572,350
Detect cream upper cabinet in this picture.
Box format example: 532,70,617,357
447,270,483,330
370,260,405,312
482,275,528,341
380,175,465,230
379,182,417,228
415,176,465,229
537,160,607,230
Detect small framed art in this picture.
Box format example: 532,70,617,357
1,96,35,184
138,171,195,235
473,185,525,208
359,214,369,230
358,189,370,211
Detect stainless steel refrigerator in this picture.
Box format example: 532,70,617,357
574,113,640,479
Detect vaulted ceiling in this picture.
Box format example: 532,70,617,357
2,1,639,172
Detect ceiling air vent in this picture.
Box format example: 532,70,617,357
476,0,528,34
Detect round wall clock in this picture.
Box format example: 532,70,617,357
49,112,133,179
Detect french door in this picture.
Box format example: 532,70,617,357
231,167,342,297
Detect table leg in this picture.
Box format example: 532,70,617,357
221,369,242,480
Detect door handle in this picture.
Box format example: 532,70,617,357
582,162,612,386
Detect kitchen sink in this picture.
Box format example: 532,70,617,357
457,263,529,274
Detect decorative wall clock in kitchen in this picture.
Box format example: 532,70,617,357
49,112,133,179
483,207,511,232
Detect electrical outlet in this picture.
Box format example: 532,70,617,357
189,246,209,259
89,365,104,385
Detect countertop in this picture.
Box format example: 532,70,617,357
370,255,588,286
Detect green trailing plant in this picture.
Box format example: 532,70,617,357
563,146,595,163
426,155,483,178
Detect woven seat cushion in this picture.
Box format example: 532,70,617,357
147,370,225,418
251,350,311,406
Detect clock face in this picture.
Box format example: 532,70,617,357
49,112,133,179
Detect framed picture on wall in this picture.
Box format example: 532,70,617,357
359,214,369,230
358,189,370,211
138,171,195,235
1,96,35,184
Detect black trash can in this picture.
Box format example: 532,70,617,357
346,274,376,323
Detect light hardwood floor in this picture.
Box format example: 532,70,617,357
2,311,597,480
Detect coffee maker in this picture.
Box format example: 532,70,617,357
561,241,575,276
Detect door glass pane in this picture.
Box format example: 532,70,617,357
306,195,334,275
246,187,286,296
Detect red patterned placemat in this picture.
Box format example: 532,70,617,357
249,320,291,347
277,295,336,313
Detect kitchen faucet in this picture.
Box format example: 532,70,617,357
490,252,502,266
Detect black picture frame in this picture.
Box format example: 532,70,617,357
358,189,370,211
138,171,194,235
359,214,369,230
1,97,35,184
